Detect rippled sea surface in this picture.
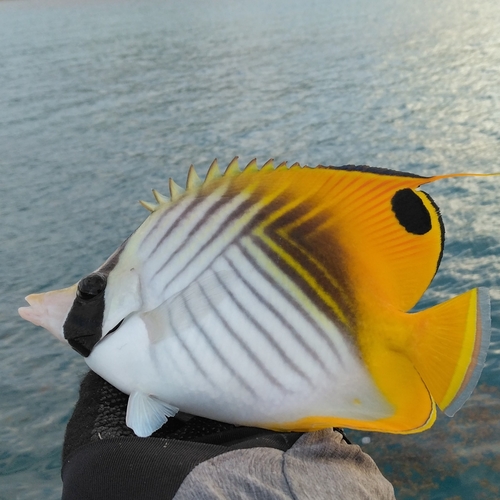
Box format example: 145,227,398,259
1,0,500,498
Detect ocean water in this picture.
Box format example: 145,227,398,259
1,0,500,498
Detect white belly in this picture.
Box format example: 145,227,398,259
87,310,392,428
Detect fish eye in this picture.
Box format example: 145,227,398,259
77,273,107,301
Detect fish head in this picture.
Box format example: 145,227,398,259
19,246,143,357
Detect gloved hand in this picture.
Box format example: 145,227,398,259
62,371,395,500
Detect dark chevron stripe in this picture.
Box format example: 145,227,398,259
142,192,209,257
156,197,259,293
267,233,356,332
98,237,129,275
237,240,345,366
212,266,312,385
261,195,355,331
168,300,215,386
197,280,288,392
148,190,234,263
181,286,257,396
153,194,253,290
223,254,328,372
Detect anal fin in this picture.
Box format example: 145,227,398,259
126,391,179,437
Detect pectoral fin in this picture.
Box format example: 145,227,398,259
126,391,179,437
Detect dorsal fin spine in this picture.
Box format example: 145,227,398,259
261,159,275,172
224,157,240,176
205,159,222,183
169,178,185,201
152,189,170,205
243,158,258,174
140,200,158,212
186,165,202,190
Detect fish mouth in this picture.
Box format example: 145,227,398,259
66,334,98,358
18,285,78,342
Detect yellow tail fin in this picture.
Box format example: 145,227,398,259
410,288,490,416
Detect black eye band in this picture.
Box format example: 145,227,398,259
64,273,108,357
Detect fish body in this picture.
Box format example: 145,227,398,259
19,159,492,437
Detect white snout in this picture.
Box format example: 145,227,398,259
18,284,77,342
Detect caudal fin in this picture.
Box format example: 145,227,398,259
410,288,490,416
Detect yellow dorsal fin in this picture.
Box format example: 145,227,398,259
139,200,158,212
305,168,442,311
146,162,498,315
205,159,222,183
169,178,184,201
261,159,274,172
225,157,240,176
297,166,497,311
186,165,202,190
243,158,258,174
224,164,497,312
152,189,170,205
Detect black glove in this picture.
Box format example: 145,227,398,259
62,371,394,500
62,371,303,500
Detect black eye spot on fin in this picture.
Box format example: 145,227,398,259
391,189,432,235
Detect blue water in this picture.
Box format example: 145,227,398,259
1,0,499,498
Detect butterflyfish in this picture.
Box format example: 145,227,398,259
19,159,494,437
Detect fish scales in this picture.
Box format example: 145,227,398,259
19,159,498,436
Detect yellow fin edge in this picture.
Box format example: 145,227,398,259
409,288,490,416
257,405,436,434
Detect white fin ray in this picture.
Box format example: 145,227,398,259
126,391,179,437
